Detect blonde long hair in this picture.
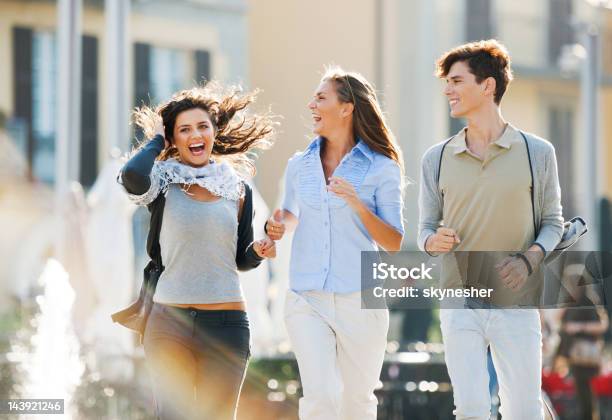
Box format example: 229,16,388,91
322,66,404,172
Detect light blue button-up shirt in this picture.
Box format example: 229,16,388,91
282,137,404,293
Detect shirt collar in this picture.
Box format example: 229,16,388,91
495,124,517,149
305,137,374,162
451,124,517,155
305,136,323,152
354,138,374,162
450,128,468,155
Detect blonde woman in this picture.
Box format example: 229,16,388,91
266,67,405,420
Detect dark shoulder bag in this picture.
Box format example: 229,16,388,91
111,193,166,344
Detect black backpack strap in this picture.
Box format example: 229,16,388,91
519,130,538,236
436,136,456,189
146,193,166,269
111,193,166,341
238,182,253,226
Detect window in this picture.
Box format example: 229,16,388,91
548,0,574,65
150,47,190,104
132,44,211,141
195,50,210,84
548,105,575,217
81,35,98,187
12,26,98,186
133,42,151,108
12,27,33,177
31,30,57,184
465,0,493,42
133,44,212,106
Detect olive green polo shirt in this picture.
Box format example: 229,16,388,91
439,124,540,306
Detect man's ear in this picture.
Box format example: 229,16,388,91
484,77,497,99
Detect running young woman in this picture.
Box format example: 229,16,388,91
120,84,276,420
266,67,405,420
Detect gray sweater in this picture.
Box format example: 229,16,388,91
418,130,564,254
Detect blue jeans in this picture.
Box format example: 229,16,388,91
143,303,251,420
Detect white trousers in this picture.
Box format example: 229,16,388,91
284,289,389,420
440,308,544,420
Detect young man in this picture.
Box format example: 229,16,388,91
418,40,564,419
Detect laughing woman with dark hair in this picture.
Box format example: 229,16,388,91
119,83,276,420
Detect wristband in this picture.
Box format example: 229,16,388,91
512,253,533,276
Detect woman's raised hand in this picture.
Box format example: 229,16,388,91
155,118,171,149
265,209,286,240
253,237,276,259
327,176,362,211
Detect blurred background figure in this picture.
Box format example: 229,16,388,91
83,151,137,381
557,268,609,420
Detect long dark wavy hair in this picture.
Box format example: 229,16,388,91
321,66,404,173
132,82,276,177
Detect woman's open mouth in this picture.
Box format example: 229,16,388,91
188,143,205,156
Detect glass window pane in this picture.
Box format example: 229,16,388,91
32,30,57,184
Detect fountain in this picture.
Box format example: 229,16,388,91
10,259,84,419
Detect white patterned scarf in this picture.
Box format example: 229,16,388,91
125,158,245,206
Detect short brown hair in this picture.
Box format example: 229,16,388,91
436,39,513,104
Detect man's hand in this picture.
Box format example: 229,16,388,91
425,227,461,254
496,255,529,291
265,209,286,241
253,237,276,259
497,248,544,291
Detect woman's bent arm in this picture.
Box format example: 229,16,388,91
120,134,165,195
355,205,403,251
236,184,264,271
